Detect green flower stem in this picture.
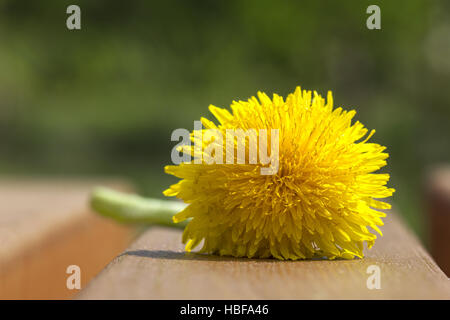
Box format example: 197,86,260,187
90,187,188,229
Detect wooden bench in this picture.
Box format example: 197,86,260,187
79,212,450,299
427,166,450,277
0,178,136,299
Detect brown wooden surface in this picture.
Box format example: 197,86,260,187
426,165,450,277
0,178,137,299
79,212,450,300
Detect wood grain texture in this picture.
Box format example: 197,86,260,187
79,213,450,300
0,178,137,299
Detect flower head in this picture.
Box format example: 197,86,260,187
164,87,395,260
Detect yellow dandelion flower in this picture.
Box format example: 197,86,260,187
164,86,395,260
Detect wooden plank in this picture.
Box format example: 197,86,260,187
0,178,137,299
79,212,450,300
426,165,450,277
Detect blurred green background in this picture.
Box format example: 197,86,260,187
1,0,449,242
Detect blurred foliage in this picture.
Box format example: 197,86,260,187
1,0,450,241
